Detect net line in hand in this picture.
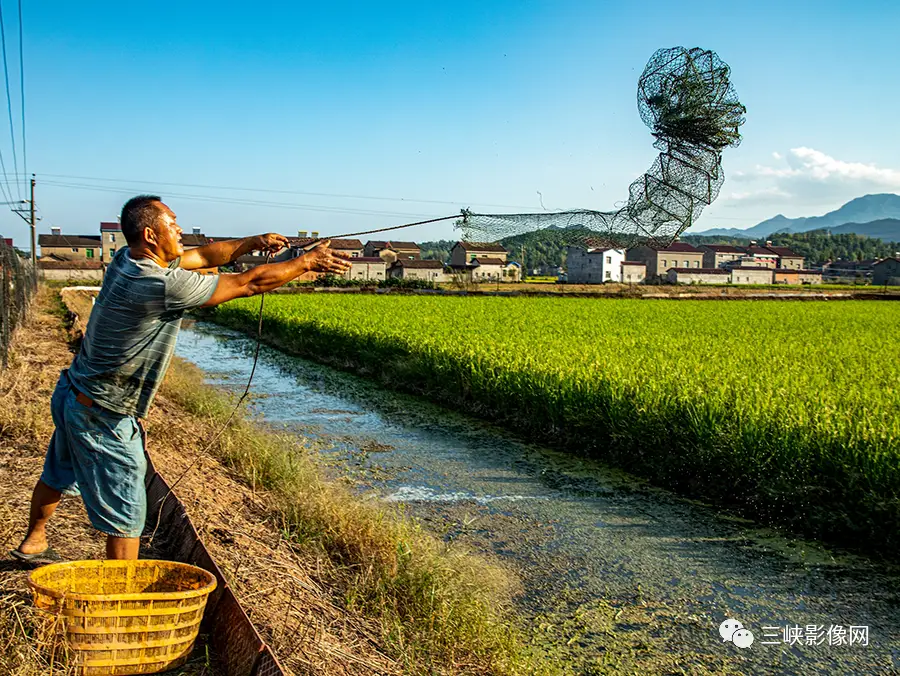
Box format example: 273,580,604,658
459,47,746,250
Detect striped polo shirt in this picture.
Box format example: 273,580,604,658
67,247,219,418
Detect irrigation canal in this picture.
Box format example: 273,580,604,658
176,320,899,674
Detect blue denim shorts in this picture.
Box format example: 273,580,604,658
40,371,148,538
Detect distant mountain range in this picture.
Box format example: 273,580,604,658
694,194,900,241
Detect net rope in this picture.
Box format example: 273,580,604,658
459,46,746,250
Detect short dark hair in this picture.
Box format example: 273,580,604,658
120,195,163,245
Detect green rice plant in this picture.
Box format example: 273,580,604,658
213,296,900,557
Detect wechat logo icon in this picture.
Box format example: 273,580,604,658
720,618,754,649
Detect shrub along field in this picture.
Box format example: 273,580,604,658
213,296,900,557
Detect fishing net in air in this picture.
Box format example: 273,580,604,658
459,47,746,250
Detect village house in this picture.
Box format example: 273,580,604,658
666,268,730,284
38,228,102,261
450,241,508,266
389,259,447,282
729,266,774,285
737,244,779,268
765,245,804,270
873,257,900,285
735,241,804,270
290,236,363,259
699,244,744,269
626,241,703,278
773,268,823,285
621,261,646,283
344,257,387,282
364,240,420,266
822,259,877,282
100,222,121,262
566,247,625,283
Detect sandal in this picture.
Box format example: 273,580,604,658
9,547,62,563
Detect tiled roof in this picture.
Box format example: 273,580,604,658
472,257,505,266
100,221,121,231
394,259,444,268
457,241,507,253
654,242,701,253
743,246,778,256
367,240,419,250
180,234,209,247
38,234,102,247
730,266,773,271
701,245,744,254
621,261,646,266
349,257,385,263
670,267,729,274
874,257,900,266
290,237,363,250
765,246,802,258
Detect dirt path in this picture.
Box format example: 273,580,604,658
0,289,399,675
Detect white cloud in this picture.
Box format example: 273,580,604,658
727,187,792,202
771,151,782,160
746,147,900,188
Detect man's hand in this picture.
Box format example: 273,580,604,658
303,240,352,275
251,233,290,254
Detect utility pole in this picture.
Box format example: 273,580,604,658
29,175,36,267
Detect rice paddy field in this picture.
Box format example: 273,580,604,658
212,295,900,557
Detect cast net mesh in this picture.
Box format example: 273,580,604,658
459,47,746,250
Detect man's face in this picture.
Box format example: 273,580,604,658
147,202,183,261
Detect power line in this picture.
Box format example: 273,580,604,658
39,179,451,221
17,0,24,189
29,172,538,212
23,171,762,222
0,0,19,201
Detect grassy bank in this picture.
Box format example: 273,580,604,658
211,294,900,559
160,358,555,674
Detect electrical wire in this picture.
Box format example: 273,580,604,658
31,171,538,212
16,0,24,188
0,0,19,201
39,179,448,221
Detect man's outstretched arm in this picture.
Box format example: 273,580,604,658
180,233,289,271
201,240,351,307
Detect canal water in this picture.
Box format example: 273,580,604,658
176,321,899,674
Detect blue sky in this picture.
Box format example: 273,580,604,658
1,0,899,248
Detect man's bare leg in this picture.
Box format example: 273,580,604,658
17,479,62,555
106,536,140,560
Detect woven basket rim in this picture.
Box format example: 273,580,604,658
27,559,217,602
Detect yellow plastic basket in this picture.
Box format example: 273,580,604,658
28,559,217,676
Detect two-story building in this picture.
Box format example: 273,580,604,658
364,240,420,266
626,241,703,278
699,244,744,269
450,241,508,267
765,246,804,270
566,247,625,283
99,222,122,262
